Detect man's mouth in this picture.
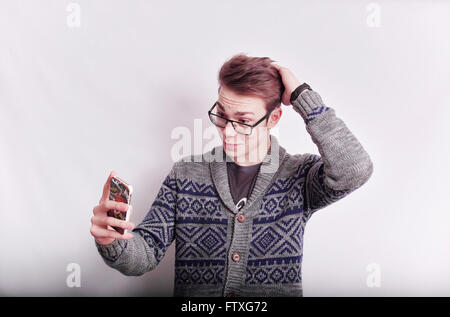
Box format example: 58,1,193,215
224,141,239,149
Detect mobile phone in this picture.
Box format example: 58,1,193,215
107,175,133,234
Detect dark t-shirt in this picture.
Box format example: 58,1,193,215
226,160,262,210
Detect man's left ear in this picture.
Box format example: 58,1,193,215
268,106,282,127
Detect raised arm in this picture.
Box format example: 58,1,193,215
291,86,374,219
272,62,373,219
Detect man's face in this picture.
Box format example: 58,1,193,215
215,85,281,165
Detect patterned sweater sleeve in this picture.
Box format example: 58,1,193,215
290,87,374,219
94,164,178,276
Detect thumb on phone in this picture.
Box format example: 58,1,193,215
100,170,116,204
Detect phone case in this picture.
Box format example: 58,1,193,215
107,175,133,234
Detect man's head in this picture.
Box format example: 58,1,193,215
214,53,284,165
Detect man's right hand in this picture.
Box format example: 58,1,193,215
90,171,135,245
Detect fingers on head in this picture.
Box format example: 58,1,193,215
272,63,285,72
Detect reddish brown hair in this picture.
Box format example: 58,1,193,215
217,53,284,112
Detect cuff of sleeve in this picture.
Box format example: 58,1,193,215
289,83,311,103
95,238,128,263
291,89,331,124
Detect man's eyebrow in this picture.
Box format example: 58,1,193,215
216,102,255,116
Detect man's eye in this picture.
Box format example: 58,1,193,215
239,119,250,124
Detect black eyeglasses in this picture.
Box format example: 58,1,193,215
208,102,275,135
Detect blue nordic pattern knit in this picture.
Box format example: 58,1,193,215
95,88,374,297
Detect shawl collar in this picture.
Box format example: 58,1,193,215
208,134,287,215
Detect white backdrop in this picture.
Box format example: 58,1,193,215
1,0,449,296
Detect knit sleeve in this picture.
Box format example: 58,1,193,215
291,89,374,219
94,163,178,276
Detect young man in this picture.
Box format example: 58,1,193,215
91,54,374,297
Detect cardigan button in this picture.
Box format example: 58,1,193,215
237,213,245,223
232,252,240,262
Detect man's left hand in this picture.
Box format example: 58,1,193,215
272,63,305,106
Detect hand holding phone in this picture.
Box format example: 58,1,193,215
107,175,133,234
90,171,135,245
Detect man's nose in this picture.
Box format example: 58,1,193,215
223,121,237,136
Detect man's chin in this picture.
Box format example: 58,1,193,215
224,148,242,161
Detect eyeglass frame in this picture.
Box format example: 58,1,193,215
207,101,277,136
